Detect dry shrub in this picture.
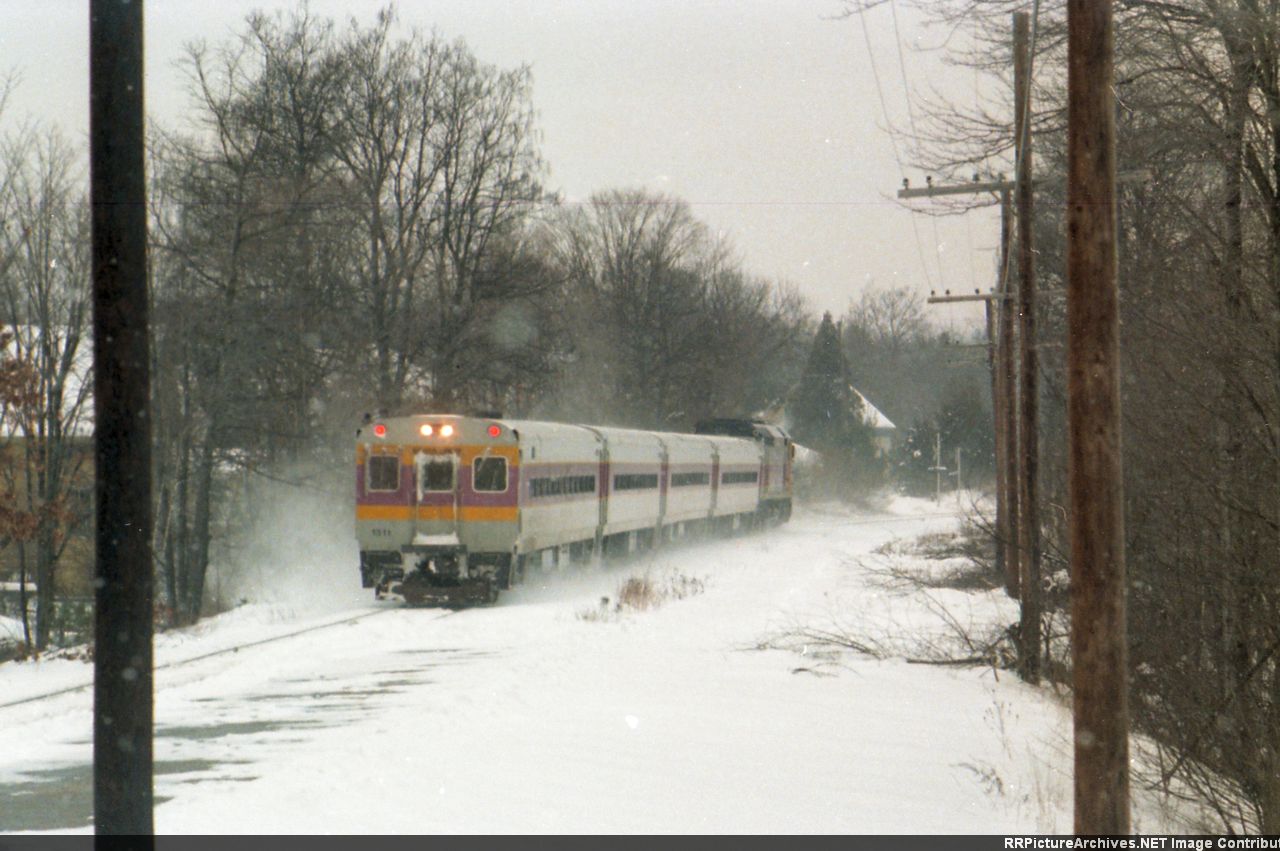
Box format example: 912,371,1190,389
616,576,660,611
578,572,706,621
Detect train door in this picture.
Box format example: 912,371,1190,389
414,451,460,539
579,426,609,559
596,438,609,557
709,446,720,519
760,439,770,497
656,439,669,542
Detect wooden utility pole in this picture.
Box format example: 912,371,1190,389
1014,10,1042,685
984,298,1004,556
917,244,1019,600
998,189,1021,598
91,0,154,836
1067,0,1130,833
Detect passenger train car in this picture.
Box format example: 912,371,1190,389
354,414,793,604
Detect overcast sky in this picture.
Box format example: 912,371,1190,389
2,0,998,325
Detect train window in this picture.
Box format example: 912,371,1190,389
531,474,594,498
722,470,759,485
474,457,507,492
614,473,658,491
671,471,710,487
368,456,400,492
420,456,454,492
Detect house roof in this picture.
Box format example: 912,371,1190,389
850,385,895,431
755,384,897,434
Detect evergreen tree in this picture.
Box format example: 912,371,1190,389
790,312,877,492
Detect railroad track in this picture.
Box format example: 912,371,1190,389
796,510,965,526
0,512,958,712
0,605,455,712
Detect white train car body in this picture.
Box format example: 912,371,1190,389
658,432,716,528
507,420,603,555
708,436,763,519
354,414,793,604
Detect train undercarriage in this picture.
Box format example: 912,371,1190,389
360,498,791,608
364,547,515,607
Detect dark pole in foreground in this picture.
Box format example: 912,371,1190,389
91,0,154,836
1014,10,1042,684
1067,0,1130,833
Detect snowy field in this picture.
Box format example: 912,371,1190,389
0,495,1202,834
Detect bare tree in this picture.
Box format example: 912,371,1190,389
0,128,93,649
879,0,1280,828
418,47,547,409
555,190,717,426
332,11,448,410
151,7,349,624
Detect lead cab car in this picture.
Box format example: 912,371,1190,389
355,414,521,605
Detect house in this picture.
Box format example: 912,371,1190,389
849,385,897,457
756,384,898,459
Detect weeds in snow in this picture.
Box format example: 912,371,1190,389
756,525,1017,671
577,572,706,622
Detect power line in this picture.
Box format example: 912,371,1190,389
888,0,947,289
851,3,937,292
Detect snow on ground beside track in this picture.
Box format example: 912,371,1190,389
0,492,1204,834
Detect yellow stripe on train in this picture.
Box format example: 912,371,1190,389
356,505,518,523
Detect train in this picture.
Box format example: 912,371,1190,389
354,413,794,604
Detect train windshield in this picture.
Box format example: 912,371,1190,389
473,456,508,492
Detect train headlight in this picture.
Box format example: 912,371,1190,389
440,424,455,438
420,424,434,437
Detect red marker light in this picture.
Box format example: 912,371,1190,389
487,425,501,437
373,424,387,438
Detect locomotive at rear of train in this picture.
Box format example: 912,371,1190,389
354,414,794,604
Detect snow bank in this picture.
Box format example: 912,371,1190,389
0,502,1208,834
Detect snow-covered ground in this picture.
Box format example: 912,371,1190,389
0,495,1201,834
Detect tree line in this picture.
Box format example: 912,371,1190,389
141,9,817,627
0,7,818,647
886,0,1280,831
0,6,991,664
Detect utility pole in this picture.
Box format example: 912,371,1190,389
1067,0,1129,833
1014,9,1042,685
917,239,1018,599
998,189,1021,598
930,432,945,503
984,296,1004,555
91,0,154,837
900,136,1023,603
954,447,963,492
